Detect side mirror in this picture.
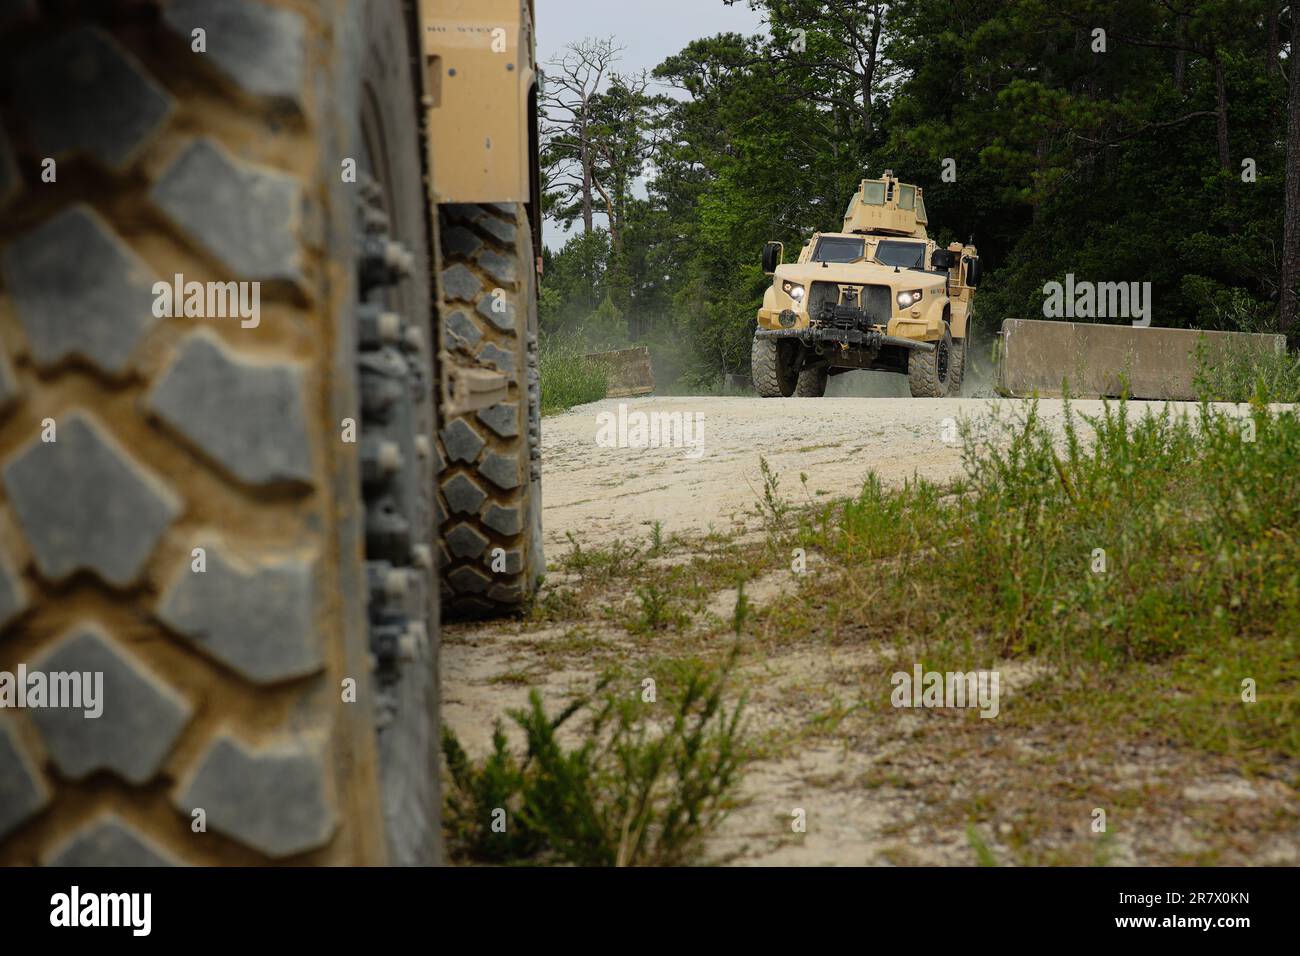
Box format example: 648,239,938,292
965,256,983,288
762,241,784,275
931,249,957,271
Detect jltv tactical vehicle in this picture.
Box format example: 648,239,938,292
753,171,981,398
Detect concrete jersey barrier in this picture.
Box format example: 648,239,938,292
996,319,1285,400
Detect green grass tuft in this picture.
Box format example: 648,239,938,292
777,399,1300,764
540,342,609,415
1194,338,1300,404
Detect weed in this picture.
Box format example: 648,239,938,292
628,584,691,634
442,655,749,866
540,342,610,414
757,455,791,530
732,579,750,635
966,823,999,866
1194,336,1300,404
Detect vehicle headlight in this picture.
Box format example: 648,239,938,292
782,281,805,302
896,288,924,309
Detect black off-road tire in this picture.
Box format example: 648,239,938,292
0,0,439,866
435,203,543,618
752,334,800,397
948,338,966,395
795,364,828,397
908,325,955,398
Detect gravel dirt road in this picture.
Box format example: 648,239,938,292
443,395,1294,866
538,395,1218,550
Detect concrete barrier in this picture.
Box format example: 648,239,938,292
995,319,1286,400
585,346,655,398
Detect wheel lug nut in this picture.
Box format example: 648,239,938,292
385,568,409,600
361,438,403,485
399,622,427,662
359,303,403,347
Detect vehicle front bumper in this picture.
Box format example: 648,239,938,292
754,326,935,352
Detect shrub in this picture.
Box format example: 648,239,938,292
443,655,748,866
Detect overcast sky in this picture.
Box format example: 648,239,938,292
537,0,765,84
535,0,768,249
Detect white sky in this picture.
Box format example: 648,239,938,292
535,0,768,249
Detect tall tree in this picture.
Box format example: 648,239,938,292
541,38,623,235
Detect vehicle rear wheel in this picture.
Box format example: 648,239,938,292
908,325,955,398
752,334,800,397
0,0,438,866
795,364,828,397
435,203,544,618
948,338,966,395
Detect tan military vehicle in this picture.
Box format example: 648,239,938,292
0,0,541,866
753,171,982,398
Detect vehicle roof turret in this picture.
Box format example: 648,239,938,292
841,170,929,240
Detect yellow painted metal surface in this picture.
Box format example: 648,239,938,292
419,0,534,202
841,173,929,238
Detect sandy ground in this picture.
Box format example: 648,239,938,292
442,395,1295,866
537,395,1228,550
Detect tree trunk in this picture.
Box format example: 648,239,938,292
579,133,594,234
594,176,617,248
1281,5,1300,337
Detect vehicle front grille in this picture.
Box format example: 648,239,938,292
860,284,892,322
809,282,892,328
808,281,840,322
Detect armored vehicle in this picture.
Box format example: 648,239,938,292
753,171,982,398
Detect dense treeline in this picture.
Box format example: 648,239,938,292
539,1,1298,388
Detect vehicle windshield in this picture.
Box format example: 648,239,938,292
874,240,926,269
812,236,866,262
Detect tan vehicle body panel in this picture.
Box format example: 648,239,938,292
758,174,978,349
420,0,535,203
419,0,540,420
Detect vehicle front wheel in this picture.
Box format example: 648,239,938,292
752,334,800,397
907,326,955,398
